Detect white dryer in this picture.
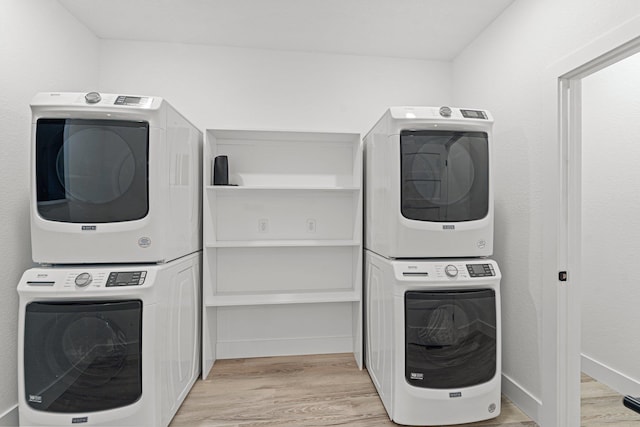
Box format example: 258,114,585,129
30,92,202,264
365,250,501,426
364,106,493,258
17,252,201,427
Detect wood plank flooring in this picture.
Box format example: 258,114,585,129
170,353,640,426
581,373,640,426
170,353,534,427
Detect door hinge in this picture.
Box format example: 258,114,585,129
558,271,568,282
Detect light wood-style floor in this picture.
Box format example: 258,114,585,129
170,353,640,426
581,373,640,426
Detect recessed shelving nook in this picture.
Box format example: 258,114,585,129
202,129,362,379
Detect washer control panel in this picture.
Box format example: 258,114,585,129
106,271,147,287
393,260,500,282
19,268,153,292
466,263,495,277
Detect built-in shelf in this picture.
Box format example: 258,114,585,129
207,291,361,307
207,185,359,192
202,128,363,379
205,239,360,248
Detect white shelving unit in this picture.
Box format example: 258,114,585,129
202,129,362,379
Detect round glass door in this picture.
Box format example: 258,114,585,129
23,300,142,413
35,119,149,223
57,127,136,204
405,289,497,389
400,130,489,222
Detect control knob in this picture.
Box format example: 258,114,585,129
85,92,101,104
445,265,458,278
75,272,93,287
439,106,452,117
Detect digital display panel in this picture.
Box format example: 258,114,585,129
469,264,486,274
107,271,144,286
123,96,141,104
116,272,135,283
460,109,487,119
466,264,494,277
114,96,150,106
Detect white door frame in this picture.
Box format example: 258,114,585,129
542,16,640,427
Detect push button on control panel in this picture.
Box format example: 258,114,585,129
106,271,147,287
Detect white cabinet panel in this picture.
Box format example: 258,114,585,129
216,246,354,294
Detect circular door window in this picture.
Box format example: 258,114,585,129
46,315,129,387
56,128,136,204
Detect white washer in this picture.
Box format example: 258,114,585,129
364,106,494,258
17,252,201,427
365,250,501,426
30,92,202,265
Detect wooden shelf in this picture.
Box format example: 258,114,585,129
206,291,361,307
207,185,359,191
205,239,360,248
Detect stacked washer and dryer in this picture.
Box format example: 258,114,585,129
17,92,203,427
364,106,502,426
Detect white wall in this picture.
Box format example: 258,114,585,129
98,40,451,134
581,52,640,394
0,1,99,423
452,0,640,421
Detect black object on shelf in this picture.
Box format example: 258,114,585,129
213,155,229,185
623,396,640,414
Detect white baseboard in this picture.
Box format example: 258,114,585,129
501,373,542,424
0,405,18,427
581,354,640,395
216,336,354,359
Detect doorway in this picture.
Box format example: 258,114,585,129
553,26,640,427
580,51,640,393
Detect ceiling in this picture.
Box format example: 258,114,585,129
58,0,514,61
